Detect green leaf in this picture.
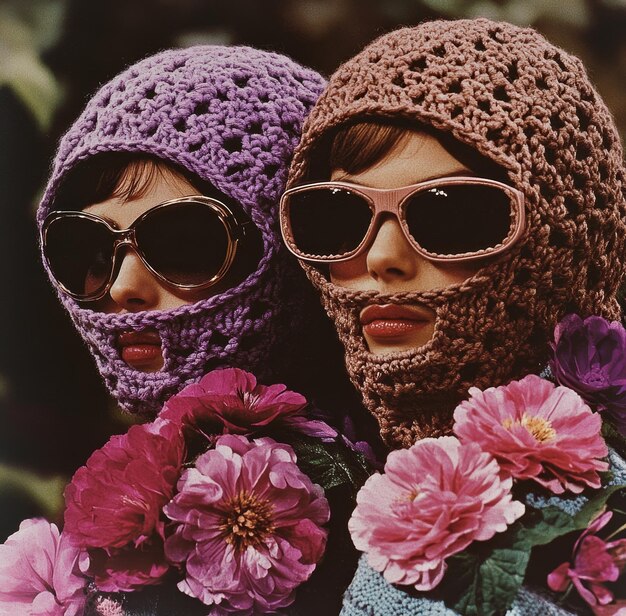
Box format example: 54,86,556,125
0,4,65,130
511,506,578,548
573,483,626,529
602,421,626,460
448,543,530,616
446,551,481,616
0,463,66,519
444,506,576,616
288,436,371,495
480,548,530,614
442,486,626,616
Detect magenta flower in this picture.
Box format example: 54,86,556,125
548,511,626,607
160,367,336,440
163,434,330,614
81,536,170,592
454,374,608,494
64,418,185,590
348,436,525,592
593,602,626,615
0,518,87,615
552,314,626,434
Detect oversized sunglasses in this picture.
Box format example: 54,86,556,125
280,176,525,263
42,196,250,301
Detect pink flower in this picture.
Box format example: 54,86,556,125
92,596,125,616
160,368,336,440
593,603,626,615
64,419,185,590
163,434,330,614
453,374,608,494
81,537,170,592
548,511,626,607
348,436,525,592
0,518,87,616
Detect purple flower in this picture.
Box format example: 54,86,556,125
0,518,87,615
163,434,330,614
548,511,626,607
160,368,337,440
552,314,626,433
341,415,384,471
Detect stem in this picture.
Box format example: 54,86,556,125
605,521,626,541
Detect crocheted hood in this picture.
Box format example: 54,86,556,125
287,19,626,448
38,45,326,416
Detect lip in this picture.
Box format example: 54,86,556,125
360,304,431,339
117,330,162,368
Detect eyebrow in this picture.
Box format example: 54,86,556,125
331,167,477,186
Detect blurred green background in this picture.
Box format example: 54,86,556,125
1,0,624,541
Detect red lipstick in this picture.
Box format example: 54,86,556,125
118,330,162,369
360,304,431,339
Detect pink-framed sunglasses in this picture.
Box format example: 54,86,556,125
280,176,526,263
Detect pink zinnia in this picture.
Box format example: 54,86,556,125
64,418,185,590
454,374,608,494
160,367,336,440
548,511,626,607
163,434,330,614
0,518,87,616
348,436,524,591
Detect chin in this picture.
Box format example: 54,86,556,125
365,333,434,355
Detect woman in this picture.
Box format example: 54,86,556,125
282,18,626,614
36,44,334,418
32,45,363,615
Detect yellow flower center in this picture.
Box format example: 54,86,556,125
220,490,275,550
407,487,421,501
393,486,421,509
502,413,557,442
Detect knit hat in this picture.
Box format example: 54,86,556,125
38,45,326,416
287,19,626,448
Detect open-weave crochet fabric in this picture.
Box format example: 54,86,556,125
37,46,326,415
287,18,626,448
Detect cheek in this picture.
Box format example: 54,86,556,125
437,262,483,286
329,255,368,288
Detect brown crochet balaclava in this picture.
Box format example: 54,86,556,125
287,18,626,449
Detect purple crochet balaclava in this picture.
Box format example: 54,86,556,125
37,46,326,416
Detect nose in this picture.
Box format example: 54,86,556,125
365,215,421,283
108,247,161,312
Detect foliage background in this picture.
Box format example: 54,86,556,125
0,0,624,540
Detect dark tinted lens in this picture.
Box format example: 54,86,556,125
135,201,230,285
44,216,114,297
286,187,372,257
405,184,513,255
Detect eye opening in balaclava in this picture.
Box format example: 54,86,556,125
48,151,265,304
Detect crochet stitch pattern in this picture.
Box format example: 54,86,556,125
38,46,326,415
287,19,626,448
